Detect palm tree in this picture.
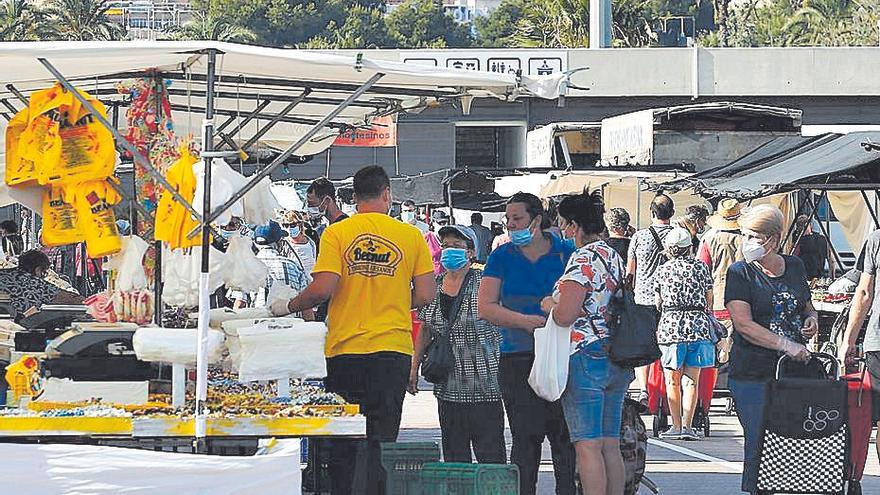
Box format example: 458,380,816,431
44,0,126,41
0,0,50,41
166,10,256,43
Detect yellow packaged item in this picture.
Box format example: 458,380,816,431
41,185,84,246
155,146,201,249
74,178,123,258
43,96,116,186
7,85,74,186
5,356,40,404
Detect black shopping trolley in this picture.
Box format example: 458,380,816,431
756,353,849,495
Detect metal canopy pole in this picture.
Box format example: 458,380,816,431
215,98,271,136
234,90,312,151
187,73,385,238
860,190,880,229
37,59,206,229
805,190,845,273
195,49,219,454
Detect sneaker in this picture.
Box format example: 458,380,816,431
659,427,682,440
681,427,702,441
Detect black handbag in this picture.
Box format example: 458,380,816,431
592,253,661,368
420,270,472,384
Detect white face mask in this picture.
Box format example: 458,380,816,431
401,211,416,224
742,237,768,263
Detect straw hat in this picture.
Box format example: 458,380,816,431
707,198,742,230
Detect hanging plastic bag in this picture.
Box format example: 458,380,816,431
41,185,84,246
242,176,281,226
133,327,225,366
9,85,74,186
4,108,33,186
528,311,571,402
223,234,268,293
104,235,150,292
42,97,115,185
73,178,122,258
155,146,200,249
193,159,246,227
237,320,327,381
162,246,227,307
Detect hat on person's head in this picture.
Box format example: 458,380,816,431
438,225,478,251
253,220,287,245
663,227,693,249
432,210,450,226
708,198,742,230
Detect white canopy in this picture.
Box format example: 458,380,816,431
0,40,567,206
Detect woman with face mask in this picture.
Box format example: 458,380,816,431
409,224,506,464
724,204,819,495
478,192,577,495
279,211,317,277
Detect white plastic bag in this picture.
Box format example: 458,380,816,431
220,317,303,371
207,307,272,328
528,311,571,401
133,327,225,366
104,235,150,292
242,176,281,226
223,235,268,292
193,159,246,226
237,321,327,381
162,246,227,307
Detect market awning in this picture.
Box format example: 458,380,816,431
662,132,880,199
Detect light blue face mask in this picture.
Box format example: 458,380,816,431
509,227,533,246
288,226,301,238
440,248,469,271
561,237,577,250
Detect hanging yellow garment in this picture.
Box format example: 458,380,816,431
41,185,84,247
73,178,123,258
154,147,201,249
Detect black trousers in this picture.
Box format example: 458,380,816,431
324,351,410,495
437,399,506,464
500,353,577,495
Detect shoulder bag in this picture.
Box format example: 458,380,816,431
421,270,473,384
592,252,661,368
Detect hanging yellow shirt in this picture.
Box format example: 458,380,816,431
313,212,434,357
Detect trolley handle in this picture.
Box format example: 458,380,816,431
775,352,839,381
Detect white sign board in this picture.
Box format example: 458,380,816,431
400,50,567,77
526,124,557,168
601,110,655,166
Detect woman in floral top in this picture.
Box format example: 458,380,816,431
542,190,634,495
652,227,716,441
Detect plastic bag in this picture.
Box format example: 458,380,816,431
220,317,303,371
41,185,84,246
133,327,225,366
155,147,201,249
45,97,115,185
104,235,150,292
237,320,327,381
73,178,122,258
193,159,246,227
242,176,281,226
207,307,272,329
4,107,32,186
161,247,226,307
528,311,571,401
9,85,73,186
223,234,268,292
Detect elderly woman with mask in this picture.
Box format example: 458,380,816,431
410,225,505,464
724,204,818,494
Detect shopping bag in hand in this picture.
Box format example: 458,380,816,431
528,311,571,401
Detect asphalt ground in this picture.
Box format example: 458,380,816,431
399,393,880,495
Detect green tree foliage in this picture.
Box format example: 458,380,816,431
473,0,526,47
302,5,391,48
166,10,257,42
44,0,126,41
385,0,473,48
1,0,51,40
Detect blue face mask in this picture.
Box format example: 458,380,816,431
440,248,469,271
562,237,577,250
288,226,301,238
509,227,533,246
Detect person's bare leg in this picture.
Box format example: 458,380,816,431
681,366,702,430
635,365,649,397
575,440,606,495
664,369,683,431
601,438,626,495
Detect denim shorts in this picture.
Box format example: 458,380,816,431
659,340,716,370
561,339,635,442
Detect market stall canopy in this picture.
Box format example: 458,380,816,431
660,132,880,199
0,41,566,207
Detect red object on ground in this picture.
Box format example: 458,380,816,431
845,370,874,483
647,360,717,415
411,310,423,344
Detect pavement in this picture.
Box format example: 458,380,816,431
399,392,880,495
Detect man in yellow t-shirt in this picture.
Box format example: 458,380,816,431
271,165,435,495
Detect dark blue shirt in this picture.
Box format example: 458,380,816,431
483,234,575,354
724,255,810,381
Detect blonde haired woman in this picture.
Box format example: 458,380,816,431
724,204,818,494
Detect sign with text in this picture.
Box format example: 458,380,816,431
333,116,397,147
400,50,567,76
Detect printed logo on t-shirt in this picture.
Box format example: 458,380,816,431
343,234,403,277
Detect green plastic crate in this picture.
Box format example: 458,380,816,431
419,462,520,495
380,442,441,495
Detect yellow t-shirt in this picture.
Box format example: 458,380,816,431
313,212,434,357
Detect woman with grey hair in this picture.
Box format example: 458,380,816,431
604,207,632,263
653,227,716,441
